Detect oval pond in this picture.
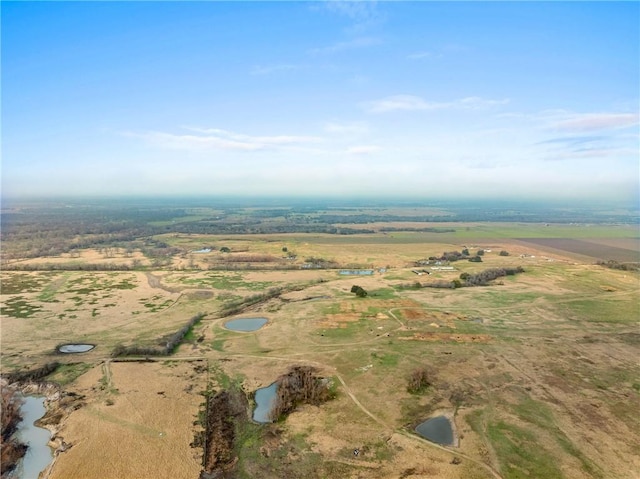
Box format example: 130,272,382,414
224,317,267,332
58,344,95,353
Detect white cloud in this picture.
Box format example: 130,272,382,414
125,127,322,151
347,145,381,155
363,95,509,113
552,113,639,132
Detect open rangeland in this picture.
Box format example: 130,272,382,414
1,222,638,479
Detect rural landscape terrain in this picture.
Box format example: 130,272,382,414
1,198,639,479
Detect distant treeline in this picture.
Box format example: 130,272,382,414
596,260,639,271
3,201,637,262
380,227,455,233
111,313,205,357
3,263,137,271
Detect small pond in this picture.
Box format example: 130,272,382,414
224,317,267,332
58,344,95,353
15,396,54,479
415,415,454,446
253,382,278,423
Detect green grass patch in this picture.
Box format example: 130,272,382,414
211,339,226,351
560,298,638,324
48,362,93,386
367,288,397,299
511,395,603,478
170,272,276,291
371,351,399,367
1,273,54,294
1,296,43,318
487,420,563,479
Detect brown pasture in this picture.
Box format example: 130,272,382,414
48,361,205,479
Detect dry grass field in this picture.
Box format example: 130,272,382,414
1,222,638,479
47,361,206,479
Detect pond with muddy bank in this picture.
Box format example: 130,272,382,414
15,395,54,479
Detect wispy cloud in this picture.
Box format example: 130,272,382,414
538,135,607,147
318,0,383,34
552,113,639,132
125,127,322,151
310,36,381,54
347,145,381,155
544,147,638,162
363,95,509,113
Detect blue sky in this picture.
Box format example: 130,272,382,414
2,1,638,201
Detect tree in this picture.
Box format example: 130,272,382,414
220,247,231,253
461,248,470,256
499,250,510,256
407,367,433,393
477,249,485,256
350,285,368,297
469,255,482,262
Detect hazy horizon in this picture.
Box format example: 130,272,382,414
2,1,639,202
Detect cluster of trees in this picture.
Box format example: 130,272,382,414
218,282,321,317
596,260,639,271
269,366,335,421
350,285,368,297
399,266,525,290
407,367,434,394
218,288,287,317
216,254,278,263
200,389,247,478
1,388,28,478
304,257,340,268
112,313,204,357
422,249,486,264
460,267,525,286
4,362,59,383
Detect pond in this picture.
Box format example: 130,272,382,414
15,396,54,479
58,343,95,353
224,317,268,332
415,415,454,446
253,382,278,423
